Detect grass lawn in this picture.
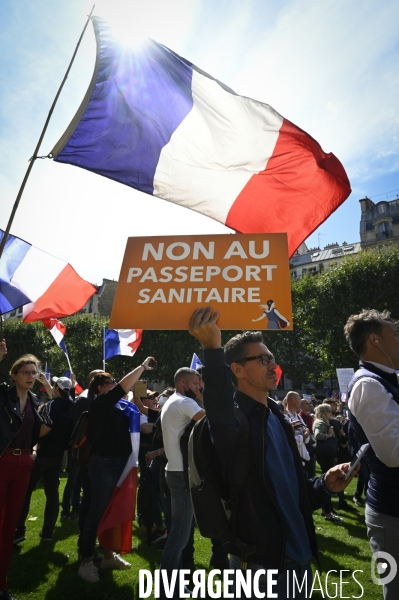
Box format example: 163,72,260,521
7,472,380,599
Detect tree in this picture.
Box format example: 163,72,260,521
288,246,399,383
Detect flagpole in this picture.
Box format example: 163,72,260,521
0,4,95,261
65,352,73,374
103,327,106,371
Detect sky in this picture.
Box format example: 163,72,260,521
0,0,398,285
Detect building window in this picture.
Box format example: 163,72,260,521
378,203,387,214
377,222,391,240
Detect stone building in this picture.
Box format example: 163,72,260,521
77,278,118,316
290,241,361,280
359,196,399,250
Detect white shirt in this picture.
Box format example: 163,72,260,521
349,361,399,468
161,392,201,471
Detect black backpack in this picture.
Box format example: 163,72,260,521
188,406,251,546
70,411,91,466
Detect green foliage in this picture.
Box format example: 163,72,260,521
281,246,399,387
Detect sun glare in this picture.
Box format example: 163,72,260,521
85,0,199,50
88,0,149,47
109,18,147,48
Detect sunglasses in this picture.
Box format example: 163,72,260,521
236,353,275,366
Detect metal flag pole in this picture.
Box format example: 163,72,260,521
103,327,106,371
65,351,73,374
0,4,95,260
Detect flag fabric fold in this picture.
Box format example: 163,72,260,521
53,16,351,257
0,229,96,320
275,364,283,386
104,328,143,361
98,399,141,553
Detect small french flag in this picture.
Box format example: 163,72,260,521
190,353,202,370
104,329,143,361
43,318,67,353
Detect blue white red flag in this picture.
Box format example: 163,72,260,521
45,362,51,383
104,328,143,361
43,318,68,353
190,353,202,370
0,229,96,320
52,17,351,257
98,399,140,553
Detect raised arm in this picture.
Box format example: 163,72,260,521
37,372,53,397
189,307,221,349
119,356,156,393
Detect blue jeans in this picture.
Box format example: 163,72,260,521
366,505,399,600
80,454,127,560
160,471,193,599
230,554,312,599
151,456,168,529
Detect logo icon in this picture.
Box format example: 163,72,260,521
371,551,397,586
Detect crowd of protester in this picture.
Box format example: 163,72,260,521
1,306,397,600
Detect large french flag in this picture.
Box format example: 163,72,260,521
0,229,96,321
104,328,143,361
98,399,141,554
52,17,351,257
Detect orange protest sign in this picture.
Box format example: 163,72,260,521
109,233,292,330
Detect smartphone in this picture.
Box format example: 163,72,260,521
148,359,157,369
343,443,370,481
133,380,147,398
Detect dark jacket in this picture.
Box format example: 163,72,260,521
37,395,73,457
203,348,328,572
0,383,43,456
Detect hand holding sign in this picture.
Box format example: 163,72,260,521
189,307,221,349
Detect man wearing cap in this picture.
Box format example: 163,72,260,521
15,377,74,542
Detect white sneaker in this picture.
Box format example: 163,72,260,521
78,561,100,583
101,552,131,570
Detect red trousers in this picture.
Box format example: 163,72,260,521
0,453,33,590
